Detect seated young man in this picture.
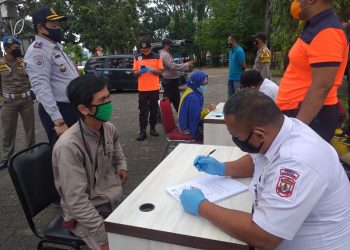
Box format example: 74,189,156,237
52,75,128,250
240,69,278,101
178,70,215,140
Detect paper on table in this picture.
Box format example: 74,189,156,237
166,175,248,203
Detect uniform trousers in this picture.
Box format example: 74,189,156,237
162,78,180,112
38,102,78,145
138,90,159,131
1,97,35,160
283,104,339,143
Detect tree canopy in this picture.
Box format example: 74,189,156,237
2,0,350,66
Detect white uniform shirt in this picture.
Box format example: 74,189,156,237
250,116,350,250
259,78,278,101
24,35,79,121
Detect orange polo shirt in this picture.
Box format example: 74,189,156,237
133,53,163,91
276,9,349,111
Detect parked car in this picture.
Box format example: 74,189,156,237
84,55,138,90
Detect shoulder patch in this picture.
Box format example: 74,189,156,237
33,55,44,68
33,42,43,49
275,168,301,198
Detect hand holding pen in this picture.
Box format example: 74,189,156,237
193,149,225,176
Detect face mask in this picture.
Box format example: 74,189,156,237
231,130,263,153
290,0,309,20
197,85,208,93
44,26,62,43
228,43,232,48
90,101,113,122
141,48,151,55
10,49,21,58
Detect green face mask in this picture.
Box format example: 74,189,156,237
91,101,113,122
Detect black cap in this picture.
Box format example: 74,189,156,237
139,37,152,49
254,32,267,42
162,38,173,46
32,6,66,26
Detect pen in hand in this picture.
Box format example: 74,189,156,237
194,149,216,166
205,149,216,158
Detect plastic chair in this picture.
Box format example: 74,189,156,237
8,143,85,250
158,98,196,159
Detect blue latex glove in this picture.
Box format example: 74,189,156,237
180,188,206,216
143,67,154,73
193,155,225,176
138,67,147,74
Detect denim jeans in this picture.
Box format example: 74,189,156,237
227,80,240,97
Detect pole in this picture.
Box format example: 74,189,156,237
9,18,13,35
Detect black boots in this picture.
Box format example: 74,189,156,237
150,126,159,137
137,127,159,141
137,130,147,141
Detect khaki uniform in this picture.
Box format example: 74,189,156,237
52,121,127,248
0,57,35,160
253,45,271,79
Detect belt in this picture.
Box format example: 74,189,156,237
3,91,31,99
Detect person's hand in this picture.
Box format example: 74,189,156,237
116,169,128,184
208,103,216,111
193,155,225,176
137,68,148,74
180,188,206,216
54,121,69,137
144,67,154,73
187,61,194,71
100,242,109,250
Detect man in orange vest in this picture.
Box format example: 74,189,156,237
276,0,349,142
133,37,164,141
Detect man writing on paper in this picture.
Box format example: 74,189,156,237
180,90,350,250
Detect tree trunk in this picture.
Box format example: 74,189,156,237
263,0,270,35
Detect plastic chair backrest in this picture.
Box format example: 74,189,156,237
8,143,59,237
159,98,176,133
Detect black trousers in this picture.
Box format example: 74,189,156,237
138,90,159,131
283,104,339,143
38,102,78,145
162,78,180,112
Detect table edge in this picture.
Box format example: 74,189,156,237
203,118,225,124
105,222,248,250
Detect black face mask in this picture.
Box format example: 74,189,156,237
11,49,22,58
231,130,263,154
43,26,62,43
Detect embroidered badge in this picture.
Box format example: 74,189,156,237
33,55,44,68
33,42,43,49
276,168,300,198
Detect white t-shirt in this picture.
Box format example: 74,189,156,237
250,116,350,250
259,78,278,101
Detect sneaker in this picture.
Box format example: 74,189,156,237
136,130,147,141
0,160,8,170
150,127,159,137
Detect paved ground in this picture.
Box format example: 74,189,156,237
1,67,257,249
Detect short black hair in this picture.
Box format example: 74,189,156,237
240,70,263,88
162,38,172,47
224,89,282,127
66,75,108,109
229,33,240,42
255,32,267,42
